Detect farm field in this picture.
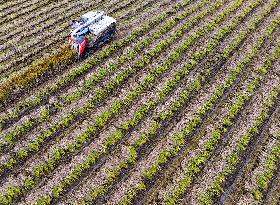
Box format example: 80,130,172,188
0,0,279,204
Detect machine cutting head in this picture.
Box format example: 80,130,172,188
69,10,117,57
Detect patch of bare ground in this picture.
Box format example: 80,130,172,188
0,0,51,24
0,0,84,50
0,0,30,14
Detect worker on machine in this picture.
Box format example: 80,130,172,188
71,20,80,30
77,27,90,36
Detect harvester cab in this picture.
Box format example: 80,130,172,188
69,11,116,57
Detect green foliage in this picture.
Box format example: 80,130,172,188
37,196,51,205
53,185,64,198
25,178,35,189
144,164,160,179
0,47,76,103
64,91,82,103
199,194,213,205
4,120,34,144
251,141,280,201
96,110,110,128
106,130,124,147
252,190,262,201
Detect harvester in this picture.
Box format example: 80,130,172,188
69,11,117,57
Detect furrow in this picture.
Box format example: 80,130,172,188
0,0,30,14
262,160,280,205
0,0,181,172
182,63,279,205
2,0,164,144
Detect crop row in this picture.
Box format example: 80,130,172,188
2,0,164,129
213,66,279,205
0,0,212,201
0,0,198,130
0,0,200,153
0,0,147,78
0,0,142,49
0,46,76,111
178,21,280,205
0,0,231,203
249,135,279,202
64,0,207,104
0,0,114,75
106,8,279,205
142,20,279,205
178,71,279,205
0,0,162,150
0,0,276,205
0,0,207,153
0,0,171,126
0,0,186,149
2,0,245,154
0,0,41,18
0,0,135,47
